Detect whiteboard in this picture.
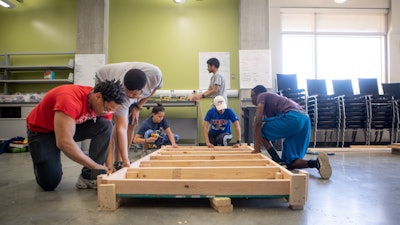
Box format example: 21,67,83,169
198,52,230,90
239,49,272,89
74,54,106,87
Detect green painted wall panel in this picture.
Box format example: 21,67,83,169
108,0,239,90
0,0,77,53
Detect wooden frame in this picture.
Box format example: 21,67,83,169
98,146,308,211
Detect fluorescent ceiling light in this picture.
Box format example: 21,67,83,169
0,0,15,8
173,0,185,4
334,0,347,3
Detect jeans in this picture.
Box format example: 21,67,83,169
27,118,112,191
143,129,179,148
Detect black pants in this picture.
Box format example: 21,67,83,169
208,132,232,146
28,118,112,191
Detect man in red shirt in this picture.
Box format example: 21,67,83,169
26,79,133,191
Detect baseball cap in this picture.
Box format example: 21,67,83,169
213,95,227,110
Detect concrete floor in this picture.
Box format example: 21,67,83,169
0,148,400,225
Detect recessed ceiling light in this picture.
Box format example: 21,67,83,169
173,0,186,4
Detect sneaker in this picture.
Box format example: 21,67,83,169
76,175,97,189
113,161,123,170
317,152,332,179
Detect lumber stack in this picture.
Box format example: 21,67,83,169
98,146,308,211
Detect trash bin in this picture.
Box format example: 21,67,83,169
242,107,256,145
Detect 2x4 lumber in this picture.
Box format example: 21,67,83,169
288,172,308,210
388,144,400,155
125,166,282,179
349,145,389,149
158,151,252,155
211,204,233,213
161,146,251,151
210,197,233,213
139,159,271,167
149,154,264,160
209,197,231,206
111,179,291,196
97,175,119,211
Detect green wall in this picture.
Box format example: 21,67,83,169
0,0,77,93
0,0,76,53
0,0,242,143
109,0,239,91
109,0,241,143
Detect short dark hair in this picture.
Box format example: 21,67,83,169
152,102,165,114
94,79,126,104
123,69,147,91
207,58,220,68
252,85,267,95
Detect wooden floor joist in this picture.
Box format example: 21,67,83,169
98,145,308,212
388,143,400,155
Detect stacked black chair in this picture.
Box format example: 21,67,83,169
382,83,400,143
332,79,368,146
306,79,342,148
277,73,298,91
358,78,395,145
276,73,307,111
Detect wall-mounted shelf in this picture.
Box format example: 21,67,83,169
0,52,75,94
0,79,73,84
0,52,75,139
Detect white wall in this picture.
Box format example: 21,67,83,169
268,0,397,86
388,0,400,83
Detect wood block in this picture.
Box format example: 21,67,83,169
210,201,233,213
392,148,400,155
388,144,400,155
209,197,231,207
98,183,118,211
288,173,308,209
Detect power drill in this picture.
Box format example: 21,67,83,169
148,132,159,149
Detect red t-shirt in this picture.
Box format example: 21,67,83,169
27,85,102,133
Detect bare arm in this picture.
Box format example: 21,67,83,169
113,114,130,167
203,121,214,148
191,84,220,101
253,103,265,153
232,120,241,148
54,111,107,170
201,84,219,98
129,88,159,126
165,127,178,148
138,88,158,108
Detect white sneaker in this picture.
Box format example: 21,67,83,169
317,152,332,179
76,175,97,189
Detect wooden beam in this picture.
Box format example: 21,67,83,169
158,150,253,155
288,172,309,210
98,175,118,211
388,144,400,155
150,154,264,160
112,179,291,196
125,166,282,179
161,146,252,151
139,159,272,167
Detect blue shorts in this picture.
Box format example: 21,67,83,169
261,110,311,165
